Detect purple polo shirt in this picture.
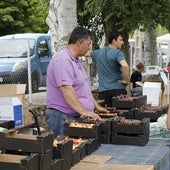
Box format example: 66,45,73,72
46,47,94,116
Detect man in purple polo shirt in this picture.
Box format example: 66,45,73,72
45,26,108,137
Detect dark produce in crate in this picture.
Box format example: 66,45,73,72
64,122,99,138
0,121,15,129
112,95,147,109
0,130,53,154
117,109,134,119
0,153,39,170
134,105,166,122
53,138,73,170
111,117,150,146
98,107,134,119
74,118,112,144
97,112,118,118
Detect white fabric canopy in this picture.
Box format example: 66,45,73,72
157,34,170,44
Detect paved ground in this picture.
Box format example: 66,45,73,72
26,87,46,105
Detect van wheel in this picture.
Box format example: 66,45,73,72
32,76,39,93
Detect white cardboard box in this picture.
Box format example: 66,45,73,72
0,97,24,127
143,82,162,106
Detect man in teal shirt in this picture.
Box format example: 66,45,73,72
91,30,130,107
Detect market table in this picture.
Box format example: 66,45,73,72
71,138,170,170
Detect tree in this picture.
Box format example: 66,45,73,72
46,0,77,54
77,0,170,66
0,0,49,36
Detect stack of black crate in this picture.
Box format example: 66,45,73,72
133,104,169,122
64,119,111,144
0,129,60,170
111,95,168,122
62,121,105,167
109,95,150,146
53,136,101,169
111,117,150,146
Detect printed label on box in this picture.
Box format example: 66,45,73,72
0,97,23,127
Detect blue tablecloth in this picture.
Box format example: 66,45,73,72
93,139,170,170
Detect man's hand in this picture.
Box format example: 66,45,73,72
95,105,109,113
81,110,103,121
118,80,130,85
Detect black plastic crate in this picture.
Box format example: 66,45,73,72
71,137,90,160
76,141,88,159
110,118,150,146
112,95,147,109
98,132,111,144
111,118,150,134
0,121,15,129
0,153,39,170
133,107,163,122
53,139,73,170
64,122,100,138
39,150,53,170
77,118,112,144
98,119,111,143
111,133,149,146
51,159,63,170
117,109,134,119
86,138,100,155
0,130,54,154
72,147,81,167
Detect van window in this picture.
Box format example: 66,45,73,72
0,39,35,58
38,40,49,59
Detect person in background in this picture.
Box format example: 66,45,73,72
167,62,170,73
90,30,130,107
166,106,170,129
130,62,146,95
45,26,108,138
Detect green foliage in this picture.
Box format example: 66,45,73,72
0,0,49,36
78,0,170,36
77,0,170,64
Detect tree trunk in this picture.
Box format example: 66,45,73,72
46,0,77,54
143,28,157,66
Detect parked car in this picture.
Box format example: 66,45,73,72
0,33,52,93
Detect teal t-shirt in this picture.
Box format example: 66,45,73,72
91,46,126,91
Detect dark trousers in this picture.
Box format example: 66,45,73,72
101,89,127,107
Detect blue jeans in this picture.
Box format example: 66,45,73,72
133,86,143,95
45,108,80,138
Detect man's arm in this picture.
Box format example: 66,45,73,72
166,107,170,129
119,60,130,84
59,85,102,120
92,95,108,113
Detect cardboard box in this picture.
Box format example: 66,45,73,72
0,97,24,127
0,84,26,105
0,84,31,126
143,82,162,106
0,84,26,96
71,162,154,170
